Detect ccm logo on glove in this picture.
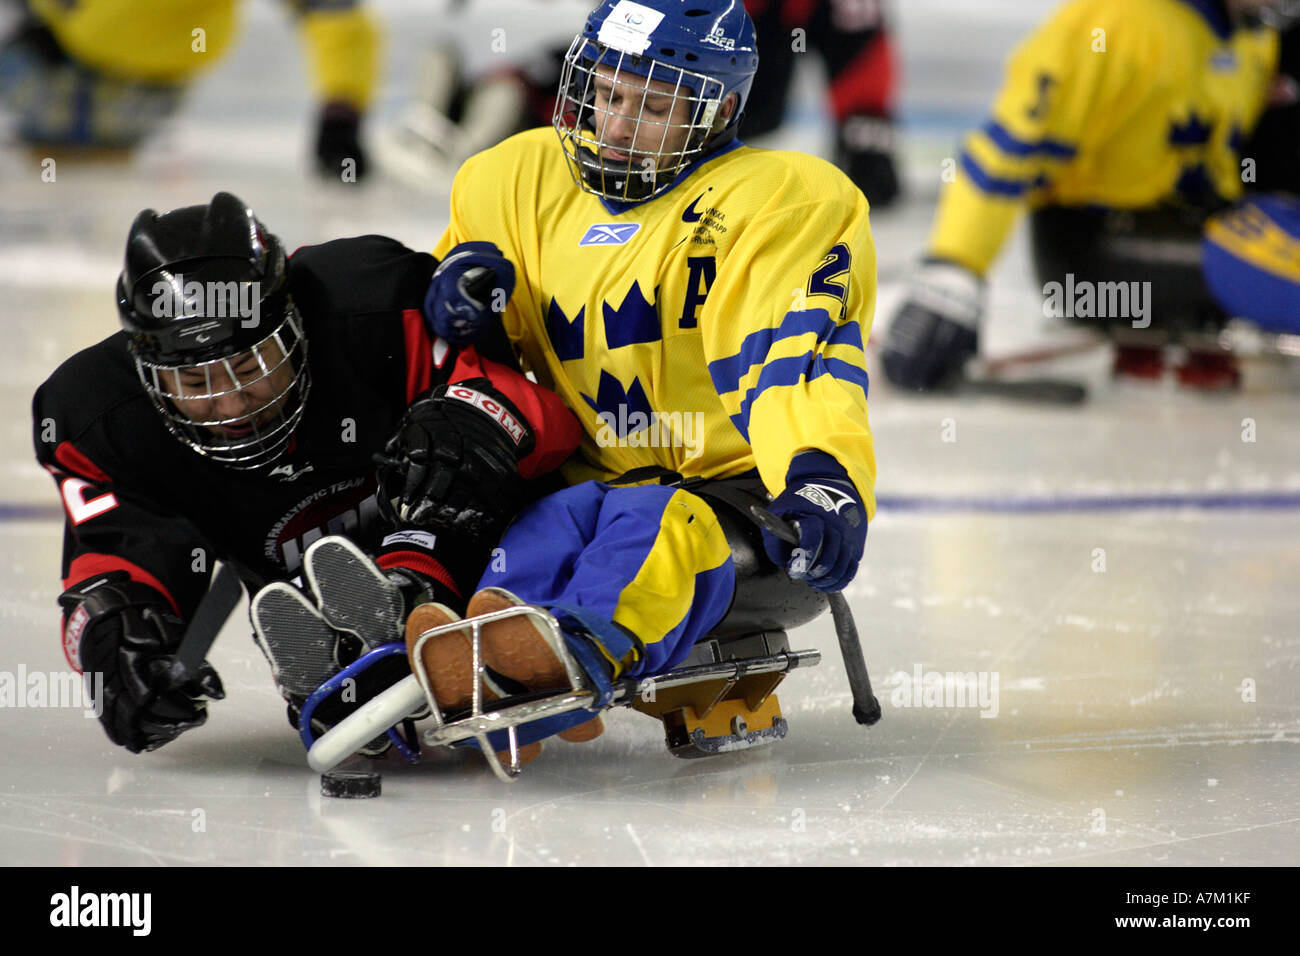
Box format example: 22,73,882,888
446,386,526,446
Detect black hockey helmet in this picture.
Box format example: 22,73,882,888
116,193,310,470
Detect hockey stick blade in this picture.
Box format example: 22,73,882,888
308,674,426,772
168,563,243,684
958,376,1088,405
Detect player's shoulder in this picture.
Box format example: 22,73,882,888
1038,0,1204,48
1006,0,1178,79
458,127,559,181
33,332,156,467
709,145,868,216
1040,0,1154,28
36,332,141,421
287,235,435,318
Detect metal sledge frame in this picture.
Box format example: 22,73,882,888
306,508,882,781
306,596,873,782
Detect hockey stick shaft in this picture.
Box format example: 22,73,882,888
169,562,243,683
958,376,1088,405
750,507,881,726
827,592,882,726
974,338,1108,375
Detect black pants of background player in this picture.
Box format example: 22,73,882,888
1032,204,1246,389
1242,18,1300,195
741,0,900,207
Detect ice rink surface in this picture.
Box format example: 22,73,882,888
1,1,1297,866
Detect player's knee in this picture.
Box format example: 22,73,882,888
689,480,829,640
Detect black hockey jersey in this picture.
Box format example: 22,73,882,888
33,235,580,670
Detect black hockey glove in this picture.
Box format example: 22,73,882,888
880,259,984,392
376,378,537,540
314,101,368,181
62,573,225,754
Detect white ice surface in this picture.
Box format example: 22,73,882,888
1,1,1296,866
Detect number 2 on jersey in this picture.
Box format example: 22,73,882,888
808,243,853,319
59,477,119,526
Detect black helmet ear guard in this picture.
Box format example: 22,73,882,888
116,193,310,470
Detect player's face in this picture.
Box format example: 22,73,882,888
591,65,695,171
163,338,295,438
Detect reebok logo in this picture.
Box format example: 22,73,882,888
580,223,642,246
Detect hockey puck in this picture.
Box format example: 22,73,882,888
320,770,381,799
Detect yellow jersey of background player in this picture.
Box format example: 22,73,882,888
27,0,376,103
929,0,1278,276
880,0,1285,394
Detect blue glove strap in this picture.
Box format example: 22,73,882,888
784,449,854,488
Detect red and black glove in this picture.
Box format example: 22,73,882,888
61,573,224,754
376,378,536,540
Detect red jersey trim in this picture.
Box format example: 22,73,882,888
54,441,112,484
402,308,434,403
65,553,182,617
376,550,462,599
62,554,183,671
448,347,582,480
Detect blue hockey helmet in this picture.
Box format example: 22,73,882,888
554,0,759,202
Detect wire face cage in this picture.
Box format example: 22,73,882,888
134,305,311,471
553,35,725,203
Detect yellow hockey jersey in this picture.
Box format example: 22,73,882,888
434,129,878,518
28,0,379,108
928,0,1279,275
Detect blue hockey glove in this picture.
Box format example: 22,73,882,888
880,259,983,391
424,241,516,345
761,452,868,593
